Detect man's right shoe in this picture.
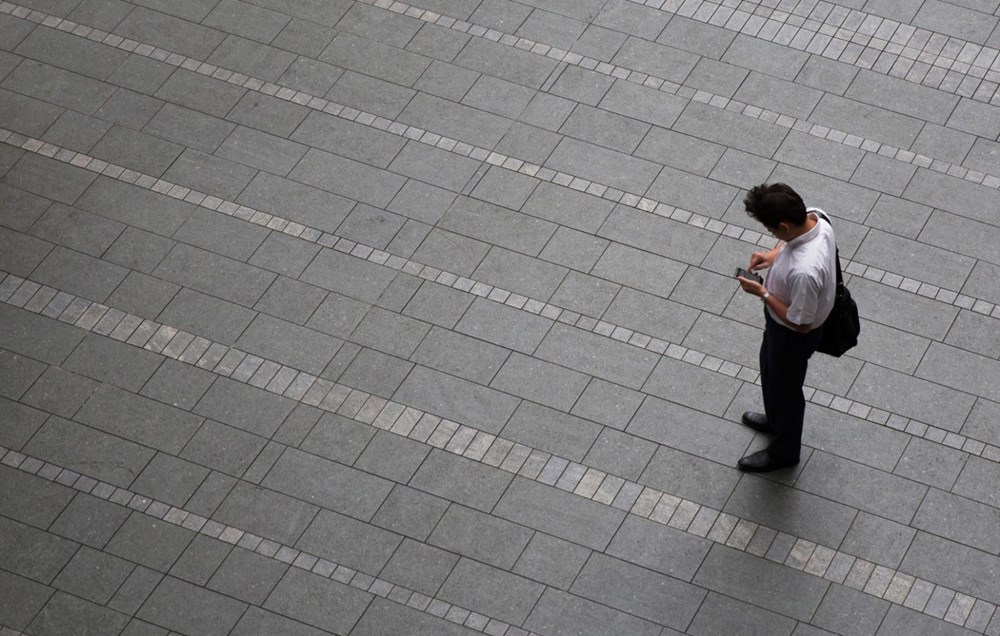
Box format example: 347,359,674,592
737,448,799,472
741,411,776,434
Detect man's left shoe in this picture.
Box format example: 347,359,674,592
737,449,799,473
741,411,776,434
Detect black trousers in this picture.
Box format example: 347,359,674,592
759,310,823,458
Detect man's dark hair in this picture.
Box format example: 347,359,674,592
744,183,807,228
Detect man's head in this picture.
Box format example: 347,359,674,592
744,183,807,239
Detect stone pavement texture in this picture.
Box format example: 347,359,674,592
2,0,1000,634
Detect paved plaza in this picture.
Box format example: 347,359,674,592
3,0,1000,633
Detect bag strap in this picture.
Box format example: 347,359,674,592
812,209,844,287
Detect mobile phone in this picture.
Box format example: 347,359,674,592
735,267,763,284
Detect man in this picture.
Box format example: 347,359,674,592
735,183,837,472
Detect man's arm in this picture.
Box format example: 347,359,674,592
761,291,812,333
734,277,813,333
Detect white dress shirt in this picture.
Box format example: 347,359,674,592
765,209,837,330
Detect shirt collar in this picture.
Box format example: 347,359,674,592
786,211,821,248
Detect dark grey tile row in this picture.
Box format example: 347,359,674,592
5,127,999,475
8,0,1000,299
2,242,993,563
1,270,997,633
0,143,995,525
7,3,1000,399
0,147,990,528
2,390,997,634
1,31,992,568
0,442,536,636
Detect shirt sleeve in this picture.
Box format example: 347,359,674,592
786,272,821,326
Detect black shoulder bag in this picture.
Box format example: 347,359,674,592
815,213,860,357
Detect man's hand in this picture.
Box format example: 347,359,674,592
748,245,782,272
736,276,766,298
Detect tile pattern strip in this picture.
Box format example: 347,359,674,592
8,0,1000,208
0,451,539,636
3,259,995,469
4,2,999,321
1,256,998,629
2,124,999,459
0,341,996,632
360,0,1000,197
629,0,1000,104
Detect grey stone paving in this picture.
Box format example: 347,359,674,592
2,0,1000,634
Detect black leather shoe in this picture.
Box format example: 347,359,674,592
741,411,776,434
737,449,799,472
